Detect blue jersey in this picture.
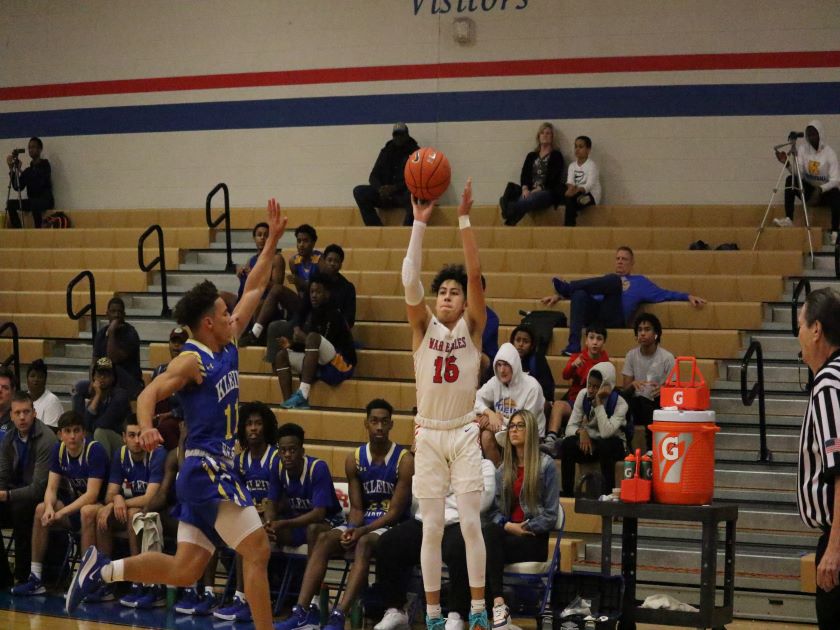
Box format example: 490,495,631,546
354,442,408,524
177,339,240,461
291,251,322,283
235,446,279,504
108,445,166,498
50,440,109,499
269,455,341,520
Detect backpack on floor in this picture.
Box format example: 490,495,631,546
44,211,71,229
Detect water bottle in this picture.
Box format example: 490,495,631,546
623,452,636,479
350,599,364,630
640,454,653,480
166,585,177,608
319,583,330,625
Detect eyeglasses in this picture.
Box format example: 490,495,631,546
508,422,527,431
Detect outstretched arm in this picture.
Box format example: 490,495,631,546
459,179,486,342
404,196,434,352
232,199,288,338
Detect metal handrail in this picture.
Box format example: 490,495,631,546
791,278,811,337
66,270,97,335
206,182,235,272
0,321,21,387
741,340,771,463
138,224,172,317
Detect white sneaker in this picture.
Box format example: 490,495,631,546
773,217,794,227
830,231,839,245
445,611,465,630
374,608,410,630
491,604,510,630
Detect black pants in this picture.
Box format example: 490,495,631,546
374,519,423,609
785,177,840,231
628,395,659,451
566,274,625,353
6,196,52,228
816,531,840,629
0,498,37,584
559,434,627,496
482,521,549,602
562,191,596,227
353,185,412,226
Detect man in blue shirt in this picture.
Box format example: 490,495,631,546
12,410,109,596
541,246,706,354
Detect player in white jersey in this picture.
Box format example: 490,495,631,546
403,179,489,630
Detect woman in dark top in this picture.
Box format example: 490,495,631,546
499,123,565,226
5,137,54,228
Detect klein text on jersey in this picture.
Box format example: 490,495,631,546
215,371,240,402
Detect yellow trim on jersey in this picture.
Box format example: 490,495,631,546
217,483,229,500
395,447,407,478
354,446,362,470
179,350,206,375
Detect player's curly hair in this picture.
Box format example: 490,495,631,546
174,280,220,332
237,401,279,449
431,264,467,295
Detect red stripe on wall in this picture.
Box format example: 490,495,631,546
2,51,839,101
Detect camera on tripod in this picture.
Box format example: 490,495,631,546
11,148,25,157
787,131,804,141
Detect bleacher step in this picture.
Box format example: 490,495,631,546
710,394,807,416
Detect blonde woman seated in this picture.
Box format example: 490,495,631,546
482,409,560,630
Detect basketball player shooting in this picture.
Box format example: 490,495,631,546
403,178,489,630
66,200,288,630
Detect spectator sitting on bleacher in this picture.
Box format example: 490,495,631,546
26,359,63,431
5,137,54,229
213,402,279,623
558,362,627,497
563,135,601,227
81,417,167,607
475,343,546,466
483,409,560,630
274,275,357,410
0,392,58,589
12,411,108,597
236,222,271,301
621,313,675,452
72,357,131,457
541,246,706,355
372,458,496,630
82,296,143,398
480,275,500,382
149,326,188,451
499,122,565,226
354,123,419,227
0,366,16,438
264,421,344,549
275,399,413,630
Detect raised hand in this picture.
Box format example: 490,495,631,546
411,195,435,224
266,198,288,243
457,178,473,217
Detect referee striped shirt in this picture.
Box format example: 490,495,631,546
798,351,840,529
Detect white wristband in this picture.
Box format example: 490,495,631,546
458,216,471,230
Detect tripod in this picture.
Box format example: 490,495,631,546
753,138,815,263
4,157,23,229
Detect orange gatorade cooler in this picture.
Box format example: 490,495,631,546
650,409,719,505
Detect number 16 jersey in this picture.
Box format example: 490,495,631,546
413,315,480,429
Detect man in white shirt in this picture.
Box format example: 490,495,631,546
27,360,63,430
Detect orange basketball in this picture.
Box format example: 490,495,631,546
404,147,451,201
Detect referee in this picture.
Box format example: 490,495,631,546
797,287,840,628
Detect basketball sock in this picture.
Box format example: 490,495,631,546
455,492,486,589
251,323,264,338
102,559,124,583
418,497,445,594
471,600,485,614
426,604,442,619
299,382,311,399
236,590,246,602
31,562,43,580
205,585,215,596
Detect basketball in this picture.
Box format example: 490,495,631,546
404,147,452,201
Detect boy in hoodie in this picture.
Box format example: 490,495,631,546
475,343,546,466
558,362,627,497
775,119,840,241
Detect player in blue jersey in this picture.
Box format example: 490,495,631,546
13,411,109,597
67,199,287,630
276,399,413,630
214,401,279,623
264,422,343,549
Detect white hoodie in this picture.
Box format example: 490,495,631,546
795,119,840,193
565,361,627,444
475,342,546,436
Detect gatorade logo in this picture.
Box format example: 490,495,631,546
657,432,694,483
673,390,684,406
661,436,680,461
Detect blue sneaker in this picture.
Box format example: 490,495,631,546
66,546,110,612
11,573,46,596
83,584,116,603
280,390,310,410
174,587,201,614
235,601,253,622
135,584,166,609
275,604,321,630
214,595,247,621
425,616,446,630
551,277,572,299
324,609,346,630
468,610,489,630
192,590,219,616
119,583,145,608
